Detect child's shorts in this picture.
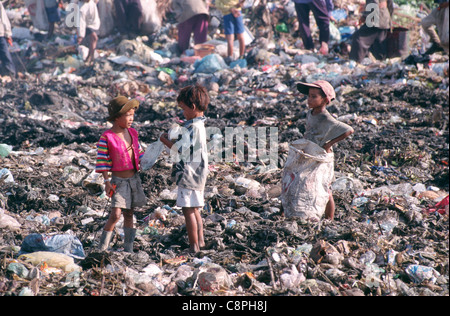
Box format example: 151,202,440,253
223,13,245,35
45,6,61,23
111,173,146,209
176,187,204,208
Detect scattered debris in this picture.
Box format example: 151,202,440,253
0,0,448,296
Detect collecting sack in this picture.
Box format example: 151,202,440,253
280,139,334,221
141,0,162,34
25,0,49,31
97,0,115,37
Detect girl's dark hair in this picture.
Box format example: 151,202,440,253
177,84,210,112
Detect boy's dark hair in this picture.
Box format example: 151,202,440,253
177,84,210,112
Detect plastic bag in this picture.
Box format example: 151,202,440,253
97,0,115,37
141,141,165,170
230,58,248,69
0,208,21,231
280,139,334,221
405,264,440,284
197,263,232,292
194,54,228,74
0,143,12,158
25,0,49,31
0,168,15,184
19,251,81,273
141,0,162,34
20,233,86,259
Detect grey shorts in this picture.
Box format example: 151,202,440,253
111,173,146,209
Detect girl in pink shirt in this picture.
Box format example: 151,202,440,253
95,96,146,252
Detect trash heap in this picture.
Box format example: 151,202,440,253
0,0,448,296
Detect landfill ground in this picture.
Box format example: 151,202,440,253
0,0,449,296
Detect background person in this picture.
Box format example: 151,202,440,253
114,0,144,36
0,1,15,77
421,0,449,54
292,0,333,55
349,0,394,63
216,0,246,62
172,0,210,55
77,0,101,65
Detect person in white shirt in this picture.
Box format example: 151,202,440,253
77,0,101,65
0,1,15,76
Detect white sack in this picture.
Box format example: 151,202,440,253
97,0,115,37
280,139,334,221
140,0,162,34
25,0,49,31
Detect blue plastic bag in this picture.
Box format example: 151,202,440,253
194,54,228,74
230,58,248,69
20,234,86,259
331,9,347,22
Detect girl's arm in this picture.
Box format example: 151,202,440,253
102,171,115,196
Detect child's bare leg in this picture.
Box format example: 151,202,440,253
194,208,205,248
122,209,136,253
226,34,235,57
183,207,200,253
236,33,245,58
104,207,122,231
86,32,98,64
325,191,335,220
122,209,134,228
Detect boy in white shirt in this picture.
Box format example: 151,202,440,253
0,1,15,76
77,0,100,65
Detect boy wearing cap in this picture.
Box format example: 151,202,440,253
297,80,354,219
95,96,146,252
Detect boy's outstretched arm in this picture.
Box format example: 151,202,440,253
160,133,174,149
323,129,354,153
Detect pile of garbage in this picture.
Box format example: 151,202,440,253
1,0,448,296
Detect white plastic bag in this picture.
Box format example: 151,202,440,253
141,0,162,34
141,140,164,170
97,0,115,37
0,208,21,231
280,139,334,221
19,251,81,273
25,0,49,31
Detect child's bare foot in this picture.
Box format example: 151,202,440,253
319,42,329,55
189,244,200,254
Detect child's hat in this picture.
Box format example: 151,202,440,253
107,96,139,121
297,80,336,102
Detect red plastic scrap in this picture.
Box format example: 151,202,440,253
425,195,449,215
